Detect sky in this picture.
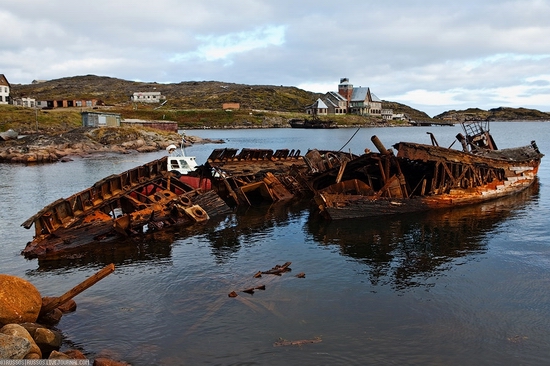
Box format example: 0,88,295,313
2,0,550,117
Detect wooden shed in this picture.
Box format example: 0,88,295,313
81,112,121,127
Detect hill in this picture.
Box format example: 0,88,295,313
11,75,429,117
381,100,431,122
11,75,321,112
434,107,550,122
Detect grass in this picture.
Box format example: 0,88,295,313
0,103,392,134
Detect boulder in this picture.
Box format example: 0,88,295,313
49,350,71,360
37,307,63,325
64,349,88,359
34,327,62,355
0,324,41,359
93,357,131,366
0,333,31,359
0,275,42,325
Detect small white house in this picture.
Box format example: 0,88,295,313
306,98,329,116
0,74,10,105
131,91,166,103
13,97,36,108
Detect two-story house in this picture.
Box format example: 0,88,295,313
337,78,382,116
315,78,386,117
0,74,10,104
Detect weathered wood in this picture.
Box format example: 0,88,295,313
40,263,115,314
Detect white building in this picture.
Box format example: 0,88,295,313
13,97,36,108
0,74,10,104
131,91,166,103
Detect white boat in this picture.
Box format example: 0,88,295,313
166,134,198,176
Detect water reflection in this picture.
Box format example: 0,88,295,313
31,200,310,271
174,200,310,263
30,178,539,292
30,230,175,273
306,181,539,290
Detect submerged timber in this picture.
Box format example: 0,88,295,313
310,121,544,219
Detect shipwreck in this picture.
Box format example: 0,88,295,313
21,157,232,259
308,121,544,219
21,121,543,258
21,146,314,259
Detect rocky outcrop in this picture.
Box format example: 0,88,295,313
0,275,42,325
0,126,222,164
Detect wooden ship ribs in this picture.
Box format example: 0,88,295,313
202,148,310,206
310,122,544,219
21,121,543,258
21,157,231,259
21,148,312,259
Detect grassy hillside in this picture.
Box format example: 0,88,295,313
381,100,431,121
434,107,550,121
11,75,321,112
1,75,429,132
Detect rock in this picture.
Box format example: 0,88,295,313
49,350,71,359
64,349,88,359
0,275,42,325
19,323,42,337
34,327,62,355
37,308,63,325
0,333,31,359
0,324,42,358
57,299,77,313
93,357,131,366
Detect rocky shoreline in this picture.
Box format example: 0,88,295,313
0,269,130,365
0,127,223,164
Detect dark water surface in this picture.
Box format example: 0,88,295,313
1,122,550,365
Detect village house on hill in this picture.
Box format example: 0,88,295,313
307,78,399,121
0,74,10,105
131,91,166,103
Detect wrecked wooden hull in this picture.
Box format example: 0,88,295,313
21,157,230,259
202,148,311,206
312,125,544,220
21,148,310,259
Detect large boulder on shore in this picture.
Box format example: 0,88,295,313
0,275,42,326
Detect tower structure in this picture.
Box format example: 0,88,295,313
338,78,353,102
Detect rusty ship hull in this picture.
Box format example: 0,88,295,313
21,157,230,259
21,148,310,259
311,122,544,220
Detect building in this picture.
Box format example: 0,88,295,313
12,97,36,108
36,99,98,109
323,92,348,115
339,78,382,116
81,112,121,127
131,92,166,103
222,103,240,110
122,119,178,132
317,78,388,118
0,74,10,104
305,98,329,116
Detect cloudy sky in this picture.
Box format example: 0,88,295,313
2,0,550,116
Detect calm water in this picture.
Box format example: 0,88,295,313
1,122,550,365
